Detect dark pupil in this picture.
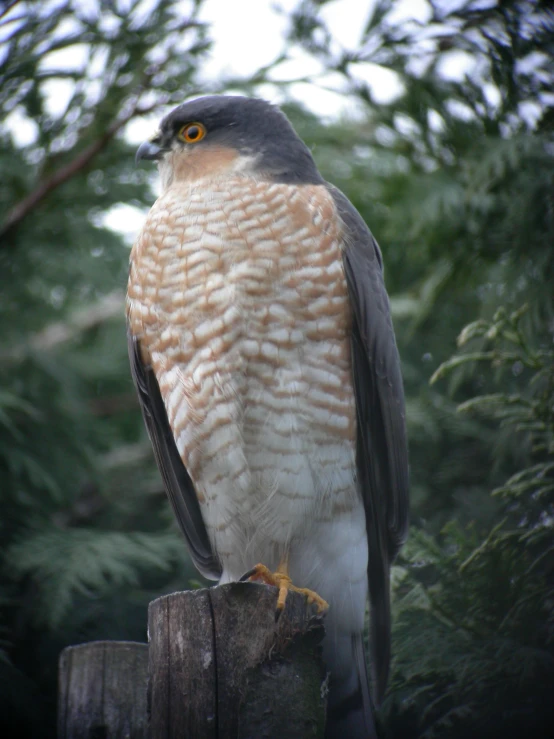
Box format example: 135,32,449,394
187,126,200,140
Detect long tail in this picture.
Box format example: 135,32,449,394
324,632,378,739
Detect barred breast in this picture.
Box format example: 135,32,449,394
127,176,359,578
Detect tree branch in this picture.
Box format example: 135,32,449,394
0,289,125,363
0,103,156,243
0,0,23,21
100,442,152,471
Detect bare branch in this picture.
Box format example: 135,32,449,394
0,0,24,21
0,289,125,363
0,102,157,243
99,442,152,471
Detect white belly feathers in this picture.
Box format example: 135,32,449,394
127,176,362,580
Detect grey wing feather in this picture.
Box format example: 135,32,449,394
128,329,222,581
328,185,409,705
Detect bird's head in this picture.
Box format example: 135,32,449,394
136,95,322,190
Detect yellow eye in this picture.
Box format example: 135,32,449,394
177,122,206,144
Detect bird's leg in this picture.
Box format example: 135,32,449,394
240,556,329,619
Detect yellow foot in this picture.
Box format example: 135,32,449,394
240,563,329,619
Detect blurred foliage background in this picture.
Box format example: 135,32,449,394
0,0,553,736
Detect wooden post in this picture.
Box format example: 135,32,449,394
148,582,328,738
58,640,148,739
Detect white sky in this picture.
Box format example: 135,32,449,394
122,0,435,144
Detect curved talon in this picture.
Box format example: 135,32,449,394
240,562,329,620
239,566,262,582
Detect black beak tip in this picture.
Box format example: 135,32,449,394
135,140,162,165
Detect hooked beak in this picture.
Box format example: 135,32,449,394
135,139,164,165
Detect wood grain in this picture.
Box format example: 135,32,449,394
148,582,327,738
58,640,148,739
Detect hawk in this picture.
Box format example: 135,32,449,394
127,95,409,739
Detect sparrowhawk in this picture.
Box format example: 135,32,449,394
127,95,409,739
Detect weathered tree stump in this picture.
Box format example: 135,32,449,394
148,582,328,738
58,640,148,738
